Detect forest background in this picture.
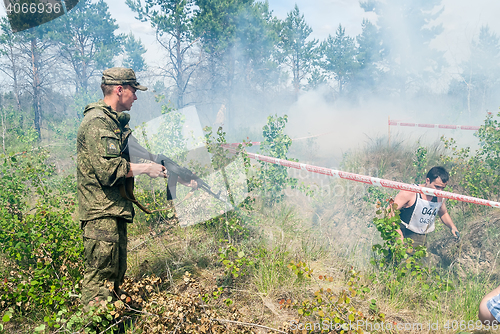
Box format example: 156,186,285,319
1,0,500,333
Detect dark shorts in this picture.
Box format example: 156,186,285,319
400,223,428,248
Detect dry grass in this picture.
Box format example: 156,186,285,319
119,137,500,333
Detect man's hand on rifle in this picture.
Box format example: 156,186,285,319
158,168,198,190
127,162,166,178
179,178,198,190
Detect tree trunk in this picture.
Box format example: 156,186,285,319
175,28,184,109
31,38,42,142
9,44,21,113
293,50,300,100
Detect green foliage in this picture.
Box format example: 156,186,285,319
127,0,198,108
204,125,241,171
133,103,189,225
0,157,29,213
320,24,359,94
477,112,500,172
371,201,425,268
279,4,319,92
0,149,135,333
49,118,81,147
70,90,101,120
360,0,446,95
127,0,193,42
287,260,313,280
441,112,500,207
0,203,82,311
362,186,389,205
451,26,500,114
306,69,327,90
204,124,256,214
218,241,254,279
253,246,292,294
29,296,132,333
354,19,384,91
370,202,452,301
123,33,147,72
235,1,281,87
193,0,252,54
202,212,251,245
0,106,38,154
0,150,84,331
53,0,124,93
282,264,383,333
136,101,188,160
413,145,428,183
253,114,297,205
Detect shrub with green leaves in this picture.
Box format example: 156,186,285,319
0,150,83,330
281,262,383,333
253,114,297,205
218,241,255,280
370,201,452,301
441,112,500,207
413,145,428,183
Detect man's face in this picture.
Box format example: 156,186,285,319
117,85,137,111
425,177,446,191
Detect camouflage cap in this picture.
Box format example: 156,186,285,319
101,67,147,91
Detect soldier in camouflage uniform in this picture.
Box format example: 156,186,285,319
77,67,167,309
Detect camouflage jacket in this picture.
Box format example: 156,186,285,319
77,100,134,222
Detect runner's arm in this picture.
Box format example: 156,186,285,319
391,191,412,241
438,201,459,237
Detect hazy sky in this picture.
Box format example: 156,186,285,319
103,0,500,68
0,1,495,161
0,0,499,68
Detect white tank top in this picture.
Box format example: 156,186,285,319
401,193,443,234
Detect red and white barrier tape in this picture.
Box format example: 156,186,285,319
223,146,500,208
388,120,480,131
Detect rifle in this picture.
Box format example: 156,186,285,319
126,135,233,208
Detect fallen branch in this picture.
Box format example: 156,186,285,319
211,318,288,333
100,317,125,334
124,303,159,317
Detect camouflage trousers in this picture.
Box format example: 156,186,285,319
80,217,128,309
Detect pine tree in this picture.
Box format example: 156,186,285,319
128,0,198,108
354,19,385,93
16,24,57,141
0,17,22,111
123,33,147,73
320,24,358,96
54,0,122,95
278,4,318,96
450,25,500,115
360,0,446,96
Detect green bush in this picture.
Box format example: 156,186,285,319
370,202,452,302
441,112,500,206
0,150,83,330
253,114,297,205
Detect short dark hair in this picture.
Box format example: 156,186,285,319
100,83,116,96
426,166,449,183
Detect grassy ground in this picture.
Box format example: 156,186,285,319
121,136,500,333
2,133,500,333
